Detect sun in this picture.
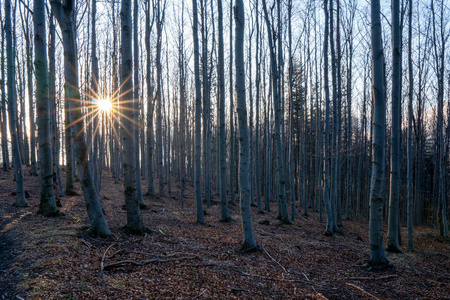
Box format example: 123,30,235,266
97,98,113,112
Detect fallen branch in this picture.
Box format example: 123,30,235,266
346,283,381,300
263,246,287,273
290,270,317,293
100,244,116,281
104,256,198,270
196,289,206,298
347,275,398,281
80,238,93,249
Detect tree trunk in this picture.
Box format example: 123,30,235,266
322,0,333,235
6,0,27,207
35,0,59,216
218,0,230,222
367,0,391,268
119,0,146,233
235,0,257,249
387,0,402,253
51,0,111,237
229,0,235,207
262,0,290,224
133,0,145,208
407,0,414,251
192,0,205,224
0,4,10,171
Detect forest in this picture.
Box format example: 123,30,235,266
0,0,449,298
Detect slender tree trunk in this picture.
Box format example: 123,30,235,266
335,0,343,227
345,2,355,220
386,0,402,253
407,0,414,251
133,0,145,207
0,4,10,171
119,0,145,233
35,0,59,216
218,0,230,221
92,0,100,196
235,0,257,249
6,0,27,207
155,1,165,195
51,0,111,237
255,0,263,214
323,0,333,235
229,0,235,206
367,0,391,268
145,0,155,195
329,0,339,232
288,0,296,220
262,0,290,224
192,0,205,224
24,17,38,176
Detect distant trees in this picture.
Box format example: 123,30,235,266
51,0,111,237
0,0,448,255
5,0,27,207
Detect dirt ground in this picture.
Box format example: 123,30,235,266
0,166,449,299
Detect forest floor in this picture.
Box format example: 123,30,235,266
0,166,449,300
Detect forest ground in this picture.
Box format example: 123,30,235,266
0,166,449,300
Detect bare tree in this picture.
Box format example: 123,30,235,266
120,0,146,233
367,0,391,269
218,0,230,222
51,0,111,237
387,0,402,253
0,1,10,171
235,0,257,249
262,0,290,224
407,0,414,251
192,0,205,224
35,0,59,216
6,0,27,207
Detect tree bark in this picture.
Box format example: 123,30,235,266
51,0,111,237
192,0,205,224
6,0,27,207
367,0,391,268
218,0,230,222
387,0,402,253
35,0,59,216
262,0,290,224
119,0,145,233
407,0,414,251
235,0,257,249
